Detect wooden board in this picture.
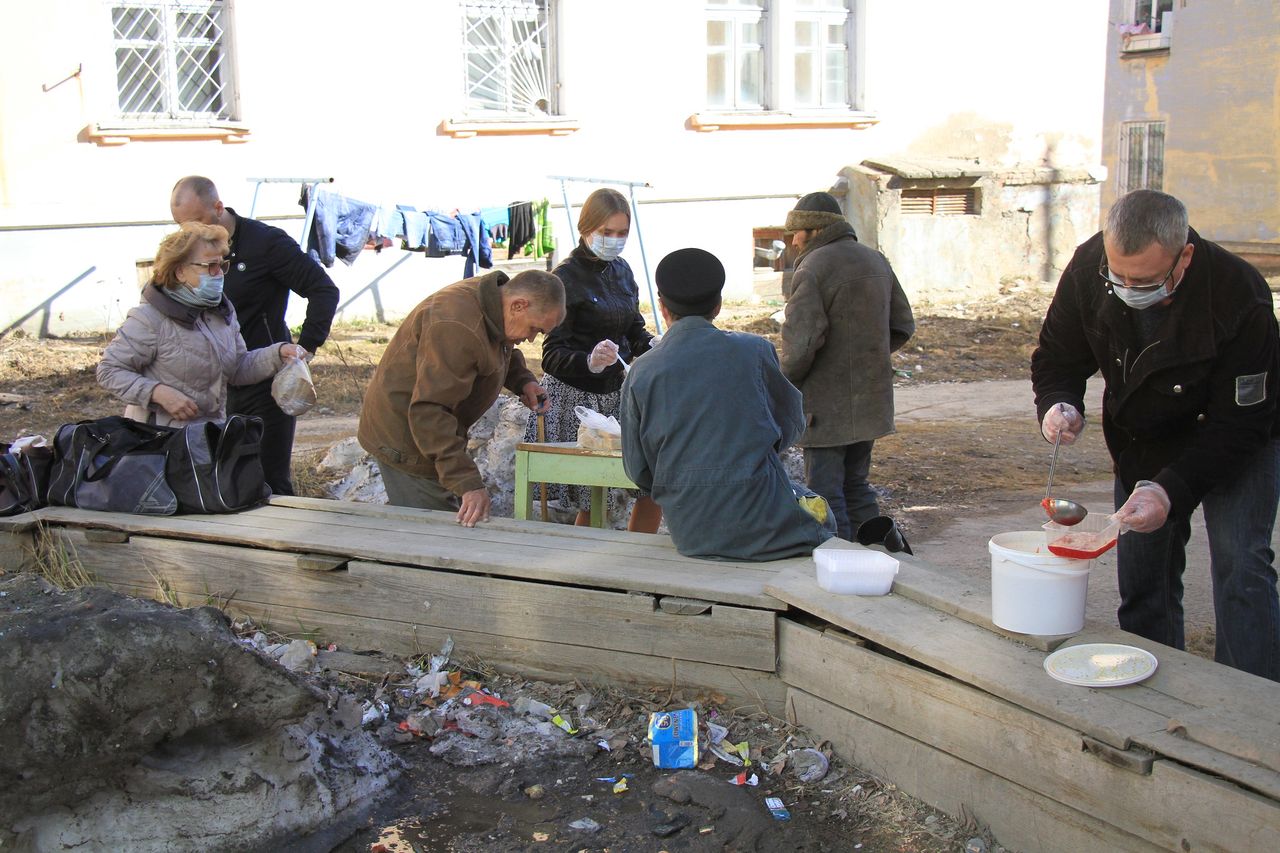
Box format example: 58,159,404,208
27,504,788,610
890,550,1071,652
766,567,1169,749
53,530,777,672
786,689,1165,853
101,575,787,717
0,529,33,573
777,619,1280,850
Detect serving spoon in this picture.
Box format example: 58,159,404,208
1042,406,1088,526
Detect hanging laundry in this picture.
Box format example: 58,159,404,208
303,186,377,268
398,205,429,251
455,212,493,278
534,198,553,257
426,212,467,257
372,206,405,242
508,201,536,259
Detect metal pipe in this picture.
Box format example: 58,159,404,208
627,184,662,333
0,192,802,233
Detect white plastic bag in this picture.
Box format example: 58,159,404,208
573,405,622,451
271,356,317,416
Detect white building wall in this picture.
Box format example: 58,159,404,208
0,0,1107,336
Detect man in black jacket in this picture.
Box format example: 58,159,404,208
1032,189,1280,681
170,176,340,496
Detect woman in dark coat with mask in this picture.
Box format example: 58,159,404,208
523,188,661,531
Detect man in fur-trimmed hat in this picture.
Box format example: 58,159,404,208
619,248,834,561
782,191,915,541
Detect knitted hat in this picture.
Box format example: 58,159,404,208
785,191,845,234
656,248,725,316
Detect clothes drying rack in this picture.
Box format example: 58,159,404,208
246,176,334,249
548,175,661,333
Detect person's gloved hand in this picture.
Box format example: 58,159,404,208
587,339,620,373
1041,402,1086,445
1115,480,1171,533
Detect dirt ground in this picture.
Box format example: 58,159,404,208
0,297,1061,852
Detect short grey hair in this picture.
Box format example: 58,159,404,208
504,269,565,312
1104,189,1189,255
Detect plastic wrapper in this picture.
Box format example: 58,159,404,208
648,708,698,768
272,356,317,416
574,405,622,451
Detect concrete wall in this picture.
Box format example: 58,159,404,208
0,0,1107,336
842,165,1102,307
1101,0,1280,244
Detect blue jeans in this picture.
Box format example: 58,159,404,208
805,441,878,541
1114,438,1280,681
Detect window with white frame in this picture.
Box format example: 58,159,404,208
1118,121,1165,193
792,0,851,108
706,1,766,109
706,0,857,112
1130,0,1174,33
463,0,556,116
109,0,233,122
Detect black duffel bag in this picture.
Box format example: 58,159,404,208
47,415,269,515
0,442,53,516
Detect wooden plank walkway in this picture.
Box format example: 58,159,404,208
5,497,1279,853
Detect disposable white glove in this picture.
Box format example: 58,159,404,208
1041,402,1086,445
1115,480,1171,533
587,339,619,374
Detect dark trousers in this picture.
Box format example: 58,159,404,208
227,378,296,496
1114,438,1280,681
804,441,879,541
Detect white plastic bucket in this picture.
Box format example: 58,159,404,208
989,531,1091,635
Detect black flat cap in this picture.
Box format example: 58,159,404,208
656,248,725,316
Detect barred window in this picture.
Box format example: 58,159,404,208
110,0,232,122
1119,121,1165,193
463,0,556,116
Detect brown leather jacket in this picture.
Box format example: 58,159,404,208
358,272,535,495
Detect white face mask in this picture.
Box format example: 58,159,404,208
1111,284,1169,310
589,233,626,261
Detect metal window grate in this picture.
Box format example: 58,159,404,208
111,0,230,121
463,0,554,115
901,188,977,215
1118,121,1165,193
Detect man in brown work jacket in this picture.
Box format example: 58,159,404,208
358,270,565,527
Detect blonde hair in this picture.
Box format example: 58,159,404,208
153,222,229,289
577,188,630,238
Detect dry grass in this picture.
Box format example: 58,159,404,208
29,524,95,590
290,448,332,498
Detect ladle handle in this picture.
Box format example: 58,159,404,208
1046,403,1065,499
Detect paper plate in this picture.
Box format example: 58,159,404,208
1043,643,1158,687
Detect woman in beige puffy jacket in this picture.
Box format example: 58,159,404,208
97,222,305,426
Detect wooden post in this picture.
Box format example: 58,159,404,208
536,413,548,521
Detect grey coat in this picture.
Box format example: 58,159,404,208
781,222,915,447
97,283,284,426
620,316,831,561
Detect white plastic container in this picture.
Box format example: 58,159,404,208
989,531,1091,635
814,542,899,595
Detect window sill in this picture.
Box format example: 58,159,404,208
688,111,879,132
1121,32,1171,54
82,122,251,146
439,116,580,138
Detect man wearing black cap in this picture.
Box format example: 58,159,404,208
620,248,834,561
782,191,915,541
